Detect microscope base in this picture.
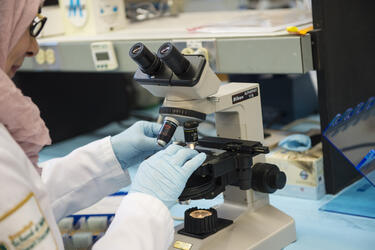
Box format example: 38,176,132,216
170,204,296,250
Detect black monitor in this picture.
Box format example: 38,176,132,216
14,72,135,143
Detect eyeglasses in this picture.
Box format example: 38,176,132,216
30,13,47,37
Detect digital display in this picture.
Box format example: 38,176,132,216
96,52,110,61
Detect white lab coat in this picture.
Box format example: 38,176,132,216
0,123,174,249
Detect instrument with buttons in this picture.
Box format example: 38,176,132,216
59,0,127,35
90,41,118,71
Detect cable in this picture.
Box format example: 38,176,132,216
341,143,375,152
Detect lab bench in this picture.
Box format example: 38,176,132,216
39,119,375,250
21,9,313,74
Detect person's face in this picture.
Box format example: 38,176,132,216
5,29,39,78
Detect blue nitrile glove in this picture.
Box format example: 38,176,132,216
111,121,163,170
130,144,207,208
278,134,312,152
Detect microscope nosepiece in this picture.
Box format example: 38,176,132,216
157,117,179,147
129,42,162,75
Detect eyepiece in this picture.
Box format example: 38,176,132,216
129,42,162,75
157,117,179,147
157,42,192,76
131,45,142,55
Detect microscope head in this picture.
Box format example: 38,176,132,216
130,42,220,100
130,42,221,146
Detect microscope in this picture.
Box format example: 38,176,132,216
129,42,296,250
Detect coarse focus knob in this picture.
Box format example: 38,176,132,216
251,163,286,193
184,207,218,235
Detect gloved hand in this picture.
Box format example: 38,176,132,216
111,121,163,170
278,134,312,152
130,144,207,208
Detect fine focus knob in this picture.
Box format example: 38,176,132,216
184,207,218,235
251,163,287,193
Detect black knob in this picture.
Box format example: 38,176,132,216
157,42,194,77
129,42,162,75
251,163,286,193
184,207,218,235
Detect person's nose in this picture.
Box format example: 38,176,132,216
26,37,39,57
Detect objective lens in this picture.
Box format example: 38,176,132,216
129,42,162,75
184,121,199,146
157,117,179,147
157,42,192,76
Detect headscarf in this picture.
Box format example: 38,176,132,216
0,0,51,167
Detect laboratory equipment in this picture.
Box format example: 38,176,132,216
312,0,375,194
59,0,127,35
125,0,183,22
90,41,119,71
157,117,179,147
320,97,375,217
320,177,375,219
130,42,296,250
323,97,375,187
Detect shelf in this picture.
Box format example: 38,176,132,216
21,9,314,74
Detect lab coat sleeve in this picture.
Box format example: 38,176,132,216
0,124,65,249
93,192,175,250
40,137,131,221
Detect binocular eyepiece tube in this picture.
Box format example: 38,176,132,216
129,42,194,77
129,42,162,75
157,42,194,77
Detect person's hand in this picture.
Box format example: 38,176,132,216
111,121,163,170
130,144,206,208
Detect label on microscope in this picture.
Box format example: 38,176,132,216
232,87,258,104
